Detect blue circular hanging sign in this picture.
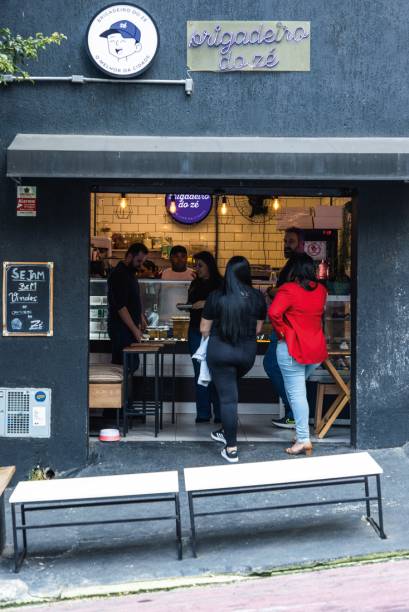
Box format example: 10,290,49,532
165,194,212,224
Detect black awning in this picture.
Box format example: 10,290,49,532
7,134,409,180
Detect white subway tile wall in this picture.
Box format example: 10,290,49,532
91,194,348,271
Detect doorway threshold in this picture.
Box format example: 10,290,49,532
111,413,350,445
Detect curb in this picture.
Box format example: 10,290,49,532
1,550,409,609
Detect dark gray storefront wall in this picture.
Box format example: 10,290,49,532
354,184,409,448
0,180,89,477
1,0,409,473
2,0,409,140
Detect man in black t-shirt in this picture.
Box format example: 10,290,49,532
264,227,304,429
108,242,148,364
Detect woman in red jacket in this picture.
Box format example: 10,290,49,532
268,253,328,456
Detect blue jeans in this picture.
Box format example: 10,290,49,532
188,326,221,421
276,341,319,442
263,334,293,420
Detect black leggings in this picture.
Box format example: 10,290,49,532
207,335,256,447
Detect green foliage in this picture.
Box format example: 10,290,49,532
0,28,66,83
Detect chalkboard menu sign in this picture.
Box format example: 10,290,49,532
2,262,54,336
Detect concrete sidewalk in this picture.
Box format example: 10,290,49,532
1,441,408,607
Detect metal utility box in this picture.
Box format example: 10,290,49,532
0,388,51,438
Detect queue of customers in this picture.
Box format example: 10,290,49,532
107,229,328,464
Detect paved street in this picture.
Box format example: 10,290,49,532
17,558,409,611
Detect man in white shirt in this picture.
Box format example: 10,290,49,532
161,245,195,281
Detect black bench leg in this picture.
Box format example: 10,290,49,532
188,492,198,558
364,477,371,518
11,504,19,573
11,504,26,573
375,475,386,539
21,504,28,554
175,493,182,560
366,475,387,539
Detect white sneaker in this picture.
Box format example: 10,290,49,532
221,446,238,463
211,429,226,444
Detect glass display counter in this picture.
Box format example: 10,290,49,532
90,278,191,341
324,295,351,372
89,279,109,340
139,279,191,324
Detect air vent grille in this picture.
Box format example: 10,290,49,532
7,391,30,435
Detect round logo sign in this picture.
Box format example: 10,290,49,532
165,194,213,225
305,241,326,260
86,3,159,78
35,391,46,403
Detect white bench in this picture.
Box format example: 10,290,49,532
9,470,182,572
184,452,385,556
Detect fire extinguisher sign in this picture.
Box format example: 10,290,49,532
17,186,37,217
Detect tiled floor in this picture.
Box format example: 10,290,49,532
115,413,350,445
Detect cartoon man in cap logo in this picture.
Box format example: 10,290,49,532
100,20,142,60
86,4,159,78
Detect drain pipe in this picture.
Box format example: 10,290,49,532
2,74,194,95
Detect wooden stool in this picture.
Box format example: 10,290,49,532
316,354,351,439
89,365,123,430
314,383,340,433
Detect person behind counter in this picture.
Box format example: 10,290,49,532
188,251,223,424
263,227,305,430
201,256,266,463
268,253,328,456
161,245,195,281
138,259,158,278
107,242,148,365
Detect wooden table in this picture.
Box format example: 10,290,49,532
122,340,179,435
123,344,164,437
143,340,178,424
0,466,16,553
316,350,351,439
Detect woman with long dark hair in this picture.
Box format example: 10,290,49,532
188,251,223,423
201,256,266,462
269,253,328,456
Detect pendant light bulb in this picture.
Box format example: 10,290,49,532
119,193,128,210
169,194,177,214
221,195,228,216
116,193,133,219
273,196,280,211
